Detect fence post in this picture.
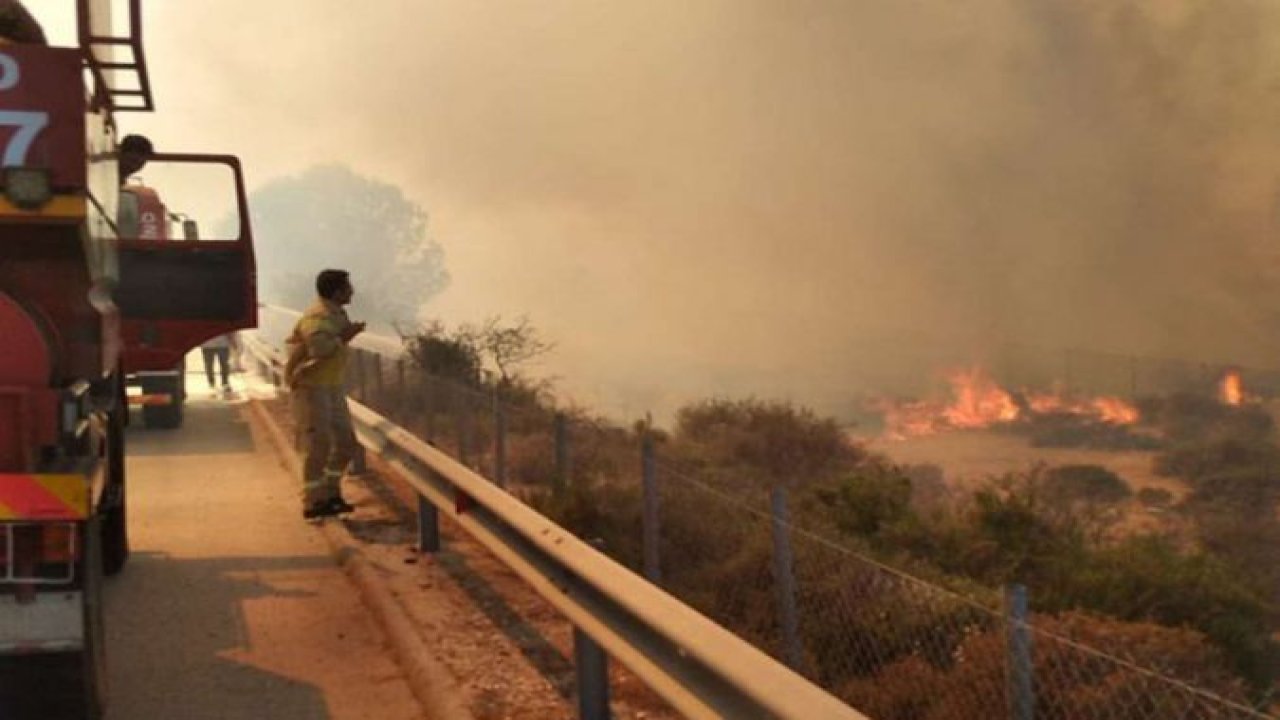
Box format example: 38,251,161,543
355,349,367,401
456,389,471,468
770,487,804,672
554,412,569,493
1005,584,1034,720
494,390,508,488
641,431,661,583
372,352,383,406
396,358,406,423
573,627,610,720
424,375,436,443
418,494,440,553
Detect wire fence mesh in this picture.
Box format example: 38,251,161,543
257,328,1280,720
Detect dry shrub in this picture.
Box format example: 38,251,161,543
903,463,952,515
1043,465,1131,505
526,474,645,571
670,398,862,489
840,612,1249,720
653,481,781,641
1022,412,1160,451
1136,487,1173,508
506,428,557,489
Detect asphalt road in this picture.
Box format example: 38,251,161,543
0,378,424,720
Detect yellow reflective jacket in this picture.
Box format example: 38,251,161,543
284,299,353,388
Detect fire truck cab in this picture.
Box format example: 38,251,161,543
118,182,205,428
0,1,257,716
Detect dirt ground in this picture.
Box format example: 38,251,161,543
867,430,1179,493
865,429,1189,535
260,397,677,720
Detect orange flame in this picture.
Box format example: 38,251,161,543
879,366,1140,439
1219,370,1244,406
943,368,1020,428
1091,396,1140,424
1026,390,1066,414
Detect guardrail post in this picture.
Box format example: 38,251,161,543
554,412,569,493
770,487,804,672
1005,584,1034,720
641,432,661,583
494,390,508,488
253,339,268,385
418,494,440,553
573,626,610,719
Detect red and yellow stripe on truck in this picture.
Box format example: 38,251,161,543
0,474,90,520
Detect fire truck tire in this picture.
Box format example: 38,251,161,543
102,504,128,577
102,404,130,576
69,516,108,720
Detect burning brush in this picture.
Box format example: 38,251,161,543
876,366,1149,449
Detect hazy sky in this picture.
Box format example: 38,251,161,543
36,1,1280,418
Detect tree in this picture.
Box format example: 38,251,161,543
400,315,553,393
477,315,553,386
243,164,449,330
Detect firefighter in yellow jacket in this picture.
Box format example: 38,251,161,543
285,269,367,519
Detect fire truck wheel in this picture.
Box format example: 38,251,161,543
72,516,108,720
102,404,130,576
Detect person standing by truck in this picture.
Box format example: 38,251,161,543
285,269,366,519
200,333,237,397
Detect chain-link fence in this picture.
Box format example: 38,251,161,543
316,339,1278,720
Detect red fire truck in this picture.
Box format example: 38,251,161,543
118,182,201,428
0,1,256,716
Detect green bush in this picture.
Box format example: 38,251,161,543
670,398,861,489
1044,535,1279,691
818,467,913,537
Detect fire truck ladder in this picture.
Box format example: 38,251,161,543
78,0,154,113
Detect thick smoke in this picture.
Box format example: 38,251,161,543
37,1,1280,419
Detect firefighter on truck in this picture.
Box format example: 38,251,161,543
0,2,257,717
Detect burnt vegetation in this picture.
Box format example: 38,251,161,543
1015,409,1162,451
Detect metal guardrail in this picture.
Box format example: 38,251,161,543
238,333,284,386
239,333,866,720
